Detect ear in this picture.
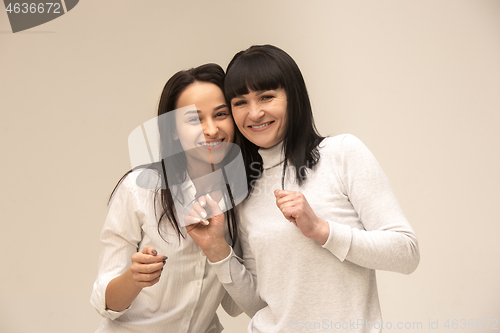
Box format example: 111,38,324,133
172,129,179,141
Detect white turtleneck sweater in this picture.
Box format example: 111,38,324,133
210,134,420,333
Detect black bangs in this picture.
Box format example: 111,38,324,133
225,51,284,101
225,44,324,190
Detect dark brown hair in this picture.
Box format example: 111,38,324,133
111,64,237,244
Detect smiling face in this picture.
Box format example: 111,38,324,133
174,81,234,167
230,88,287,149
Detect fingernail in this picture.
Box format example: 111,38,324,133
206,193,213,201
200,211,207,218
200,200,205,207
163,256,168,260
202,219,209,225
152,250,157,255
194,218,201,223
161,267,163,271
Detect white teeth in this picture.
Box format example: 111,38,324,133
200,141,222,147
250,122,271,129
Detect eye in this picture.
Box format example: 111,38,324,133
187,117,200,123
215,111,229,118
232,100,246,107
261,95,274,101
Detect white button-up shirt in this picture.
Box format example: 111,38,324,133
90,170,241,333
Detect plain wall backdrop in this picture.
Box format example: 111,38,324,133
1,1,499,332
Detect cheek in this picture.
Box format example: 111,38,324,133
232,112,245,131
278,107,288,128
227,125,235,141
220,119,235,140
177,125,201,147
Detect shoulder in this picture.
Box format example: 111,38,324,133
316,134,377,176
110,168,161,205
318,134,368,157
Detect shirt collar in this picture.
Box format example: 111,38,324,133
169,174,195,208
258,140,285,170
172,172,229,212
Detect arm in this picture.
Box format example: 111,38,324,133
186,196,267,317
105,246,166,311
220,291,243,317
325,134,420,274
105,269,142,312
275,135,419,274
90,175,166,318
217,237,243,318
208,238,267,318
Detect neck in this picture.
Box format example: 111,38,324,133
186,157,225,198
258,140,285,169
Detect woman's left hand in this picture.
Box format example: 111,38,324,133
274,190,330,245
185,194,231,262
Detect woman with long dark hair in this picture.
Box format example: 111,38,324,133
90,63,241,333
187,46,420,333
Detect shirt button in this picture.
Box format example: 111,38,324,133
196,281,201,286
201,251,205,257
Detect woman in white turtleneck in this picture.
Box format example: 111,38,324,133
185,45,420,333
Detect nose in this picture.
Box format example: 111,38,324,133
248,102,264,121
203,119,219,138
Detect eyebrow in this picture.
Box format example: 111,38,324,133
214,104,228,111
183,109,200,115
233,90,270,99
183,104,227,115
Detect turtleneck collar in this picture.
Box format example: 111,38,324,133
258,141,285,170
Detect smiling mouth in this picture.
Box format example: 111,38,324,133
249,121,274,129
199,139,224,147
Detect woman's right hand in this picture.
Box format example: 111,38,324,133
185,194,231,262
129,246,167,289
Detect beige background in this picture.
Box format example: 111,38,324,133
1,1,499,332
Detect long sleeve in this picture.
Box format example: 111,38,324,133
226,134,418,332
322,134,420,274
209,228,267,318
216,237,244,318
90,176,144,320
91,170,242,333
220,291,243,317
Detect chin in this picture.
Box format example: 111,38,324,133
247,134,277,148
255,140,275,149
211,149,229,163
